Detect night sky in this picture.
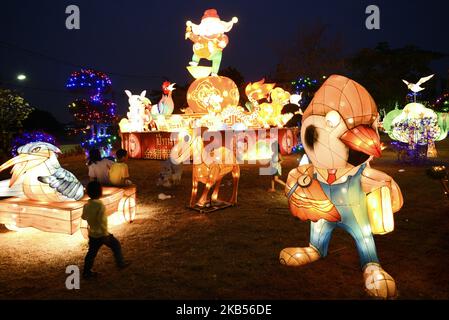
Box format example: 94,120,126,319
1,0,448,123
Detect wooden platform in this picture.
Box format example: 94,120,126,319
0,185,136,235
189,201,233,214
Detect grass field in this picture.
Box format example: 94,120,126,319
0,138,448,300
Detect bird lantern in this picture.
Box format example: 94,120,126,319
281,75,403,299
0,143,136,235
186,76,240,113
151,82,176,116
0,142,84,202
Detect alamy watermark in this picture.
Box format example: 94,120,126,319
64,5,380,31
365,5,380,30
65,265,80,290
65,5,80,30
169,128,282,176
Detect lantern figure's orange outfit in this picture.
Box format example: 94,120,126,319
282,75,403,299
187,33,228,71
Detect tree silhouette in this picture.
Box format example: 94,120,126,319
274,22,346,82
23,108,64,135
0,89,34,154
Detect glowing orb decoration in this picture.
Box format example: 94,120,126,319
187,76,239,113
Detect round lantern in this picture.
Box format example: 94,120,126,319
186,76,239,113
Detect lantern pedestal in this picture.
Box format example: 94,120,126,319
189,200,233,214
0,186,136,236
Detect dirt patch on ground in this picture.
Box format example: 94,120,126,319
0,139,448,299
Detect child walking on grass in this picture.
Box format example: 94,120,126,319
82,181,130,279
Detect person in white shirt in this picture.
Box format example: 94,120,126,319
87,149,114,185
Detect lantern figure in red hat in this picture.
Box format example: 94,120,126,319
185,9,238,76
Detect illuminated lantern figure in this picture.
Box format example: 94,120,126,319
187,76,240,113
402,74,434,103
185,9,238,77
281,75,403,299
245,79,275,108
384,103,444,159
245,79,276,128
123,90,152,132
151,81,176,116
245,79,293,127
0,142,84,202
171,129,240,208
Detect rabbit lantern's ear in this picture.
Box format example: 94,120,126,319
140,90,147,97
125,90,132,98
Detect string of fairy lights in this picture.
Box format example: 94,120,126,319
66,69,119,155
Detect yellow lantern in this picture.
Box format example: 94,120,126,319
187,76,239,113
367,186,394,235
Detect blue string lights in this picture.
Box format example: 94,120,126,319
11,131,57,156
66,69,112,94
66,69,117,155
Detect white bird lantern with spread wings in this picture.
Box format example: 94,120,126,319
402,74,434,102
0,142,84,202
